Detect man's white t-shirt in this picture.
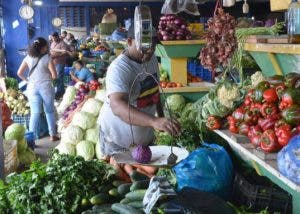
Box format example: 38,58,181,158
98,53,160,155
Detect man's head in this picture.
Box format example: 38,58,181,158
61,31,67,39
127,24,157,62
52,32,60,42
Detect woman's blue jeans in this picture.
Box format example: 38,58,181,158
27,82,57,139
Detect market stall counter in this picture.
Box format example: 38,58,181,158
244,41,300,76
214,130,300,213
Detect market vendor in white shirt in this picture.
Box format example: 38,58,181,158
98,25,181,180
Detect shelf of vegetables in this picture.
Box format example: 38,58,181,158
244,42,300,77
213,129,300,213
200,71,300,213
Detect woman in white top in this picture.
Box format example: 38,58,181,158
17,37,59,141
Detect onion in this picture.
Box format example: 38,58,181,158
174,18,184,26
160,31,168,36
160,16,167,21
163,35,169,41
176,31,184,36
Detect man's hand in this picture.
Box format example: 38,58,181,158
151,117,181,136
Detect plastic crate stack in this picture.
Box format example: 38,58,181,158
232,173,292,214
187,59,213,82
12,114,30,130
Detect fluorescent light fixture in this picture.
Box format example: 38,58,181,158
33,0,43,6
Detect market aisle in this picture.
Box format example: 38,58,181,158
34,137,59,163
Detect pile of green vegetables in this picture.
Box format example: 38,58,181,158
0,152,115,213
4,77,18,90
156,94,201,151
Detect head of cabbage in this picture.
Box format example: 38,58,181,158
76,140,95,161
5,123,26,141
61,125,84,145
56,143,76,156
85,128,99,144
164,94,186,116
72,111,96,130
57,86,77,114
81,98,103,117
17,138,28,153
94,89,106,103
18,148,36,166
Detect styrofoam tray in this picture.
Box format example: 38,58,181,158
113,145,189,167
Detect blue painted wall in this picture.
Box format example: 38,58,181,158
3,0,59,79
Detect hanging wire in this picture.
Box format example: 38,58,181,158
127,59,176,156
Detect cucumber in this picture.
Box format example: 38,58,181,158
98,184,114,193
93,204,112,212
108,188,119,197
90,193,109,205
111,203,143,214
129,171,149,182
112,180,126,187
120,197,133,204
117,183,131,196
130,180,150,191
125,189,147,201
128,201,144,209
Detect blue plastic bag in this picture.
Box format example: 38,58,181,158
277,134,300,184
173,143,233,200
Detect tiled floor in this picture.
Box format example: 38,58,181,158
34,137,59,163
33,100,61,163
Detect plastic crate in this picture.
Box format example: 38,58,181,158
232,173,292,213
187,60,213,82
12,114,30,130
90,50,105,58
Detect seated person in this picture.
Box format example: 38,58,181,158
70,60,94,84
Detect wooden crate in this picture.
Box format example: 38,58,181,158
4,140,18,175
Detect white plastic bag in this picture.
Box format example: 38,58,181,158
223,0,235,7
102,8,117,23
161,0,200,16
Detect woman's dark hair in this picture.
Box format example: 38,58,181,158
28,37,48,58
74,60,84,67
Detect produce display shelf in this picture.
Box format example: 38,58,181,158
159,82,214,102
155,40,206,85
214,129,300,214
160,83,214,93
243,42,300,77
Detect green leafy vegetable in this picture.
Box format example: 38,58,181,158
4,78,18,90
0,152,115,213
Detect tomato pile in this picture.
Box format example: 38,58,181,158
159,81,183,88
207,73,300,153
